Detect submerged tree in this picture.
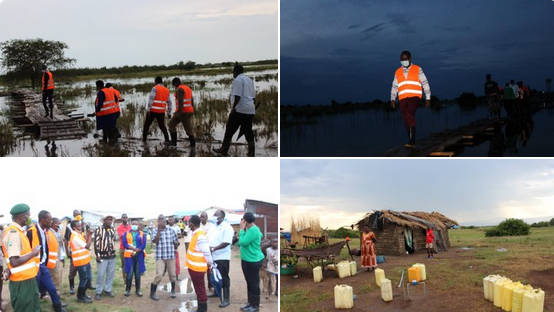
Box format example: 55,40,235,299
0,38,75,88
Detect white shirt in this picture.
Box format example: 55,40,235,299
200,222,214,235
184,225,192,243
266,247,278,274
207,221,234,261
231,73,256,115
169,224,180,237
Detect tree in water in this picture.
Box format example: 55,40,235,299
0,38,75,88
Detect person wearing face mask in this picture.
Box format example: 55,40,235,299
116,213,131,282
207,210,234,307
199,212,214,291
49,218,66,294
186,215,213,312
26,210,67,312
168,216,181,279
122,219,147,297
1,204,41,312
69,219,93,304
390,50,431,148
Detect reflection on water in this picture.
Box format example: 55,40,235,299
158,278,195,295
281,105,554,157
178,299,198,312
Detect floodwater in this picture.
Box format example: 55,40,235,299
280,104,554,157
0,69,278,157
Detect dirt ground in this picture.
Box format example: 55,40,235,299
281,248,553,312
1,244,277,312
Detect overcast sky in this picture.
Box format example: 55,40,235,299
281,159,554,230
0,0,277,68
281,0,554,105
0,158,279,224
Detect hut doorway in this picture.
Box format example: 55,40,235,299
404,226,415,254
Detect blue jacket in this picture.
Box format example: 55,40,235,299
122,230,147,274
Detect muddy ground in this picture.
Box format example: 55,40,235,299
281,248,553,312
1,244,277,312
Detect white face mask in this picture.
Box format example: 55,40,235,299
401,60,410,67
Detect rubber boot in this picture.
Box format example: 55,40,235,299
77,287,92,304
240,291,252,311
212,141,230,156
189,136,196,148
52,303,67,312
86,280,95,290
170,281,176,298
44,109,50,118
69,279,75,294
244,294,260,312
150,283,159,301
196,301,208,312
124,279,131,296
49,105,54,119
405,127,416,148
247,140,255,157
170,132,177,146
219,287,230,307
136,278,143,297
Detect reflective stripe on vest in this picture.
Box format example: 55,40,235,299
96,88,119,116
42,71,55,90
185,230,207,272
70,232,90,267
110,88,122,113
174,85,194,113
151,85,170,113
395,65,423,100
46,230,58,269
1,224,40,281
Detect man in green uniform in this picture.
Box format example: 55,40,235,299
1,204,41,312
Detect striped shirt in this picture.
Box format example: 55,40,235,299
151,226,178,260
391,64,431,101
94,226,116,259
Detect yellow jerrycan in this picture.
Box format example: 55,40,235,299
503,281,523,311
375,268,386,287
522,288,545,312
337,261,351,279
408,266,421,283
349,261,357,276
334,284,354,309
412,263,426,280
313,266,322,283
381,278,393,302
494,278,511,308
512,284,534,312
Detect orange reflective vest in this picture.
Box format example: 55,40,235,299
151,85,170,114
46,230,58,269
395,65,423,100
42,71,55,90
110,87,122,114
185,230,208,272
1,223,40,282
96,88,119,117
174,85,194,113
70,232,90,267
123,231,147,258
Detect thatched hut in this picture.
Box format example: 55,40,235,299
356,210,459,256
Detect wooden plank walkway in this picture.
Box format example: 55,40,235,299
10,90,87,141
383,118,505,157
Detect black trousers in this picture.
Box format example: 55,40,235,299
223,112,254,144
215,259,230,288
42,89,53,112
241,259,263,298
143,112,169,141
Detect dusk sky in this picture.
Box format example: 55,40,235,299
0,0,277,68
281,159,554,230
281,0,554,105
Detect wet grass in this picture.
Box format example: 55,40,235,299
82,142,131,157
0,120,16,156
254,85,278,147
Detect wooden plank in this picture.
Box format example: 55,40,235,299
429,151,455,157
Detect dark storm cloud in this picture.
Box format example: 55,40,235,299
281,0,554,105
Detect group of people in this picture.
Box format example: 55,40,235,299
484,74,532,118
41,64,258,156
1,204,276,312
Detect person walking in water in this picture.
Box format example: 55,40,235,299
390,50,431,148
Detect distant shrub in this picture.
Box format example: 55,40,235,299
485,218,530,237
530,221,550,228
550,218,554,226
461,226,476,229
329,227,360,239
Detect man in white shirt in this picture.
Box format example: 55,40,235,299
213,64,257,157
206,210,234,307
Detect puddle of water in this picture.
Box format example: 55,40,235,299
458,247,475,250
158,278,195,295
178,299,198,312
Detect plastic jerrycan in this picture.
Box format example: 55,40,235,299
408,266,421,283
381,278,393,302
334,284,354,309
494,278,511,308
337,261,351,278
503,281,522,311
522,288,545,312
313,266,322,283
349,261,357,276
375,268,386,287
412,263,426,280
483,275,497,301
512,285,534,312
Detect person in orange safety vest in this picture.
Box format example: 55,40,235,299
42,65,55,119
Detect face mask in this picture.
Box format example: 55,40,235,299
131,225,138,231
209,216,218,224
401,60,410,67
25,217,32,226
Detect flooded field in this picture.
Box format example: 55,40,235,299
0,68,278,157
281,104,554,157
